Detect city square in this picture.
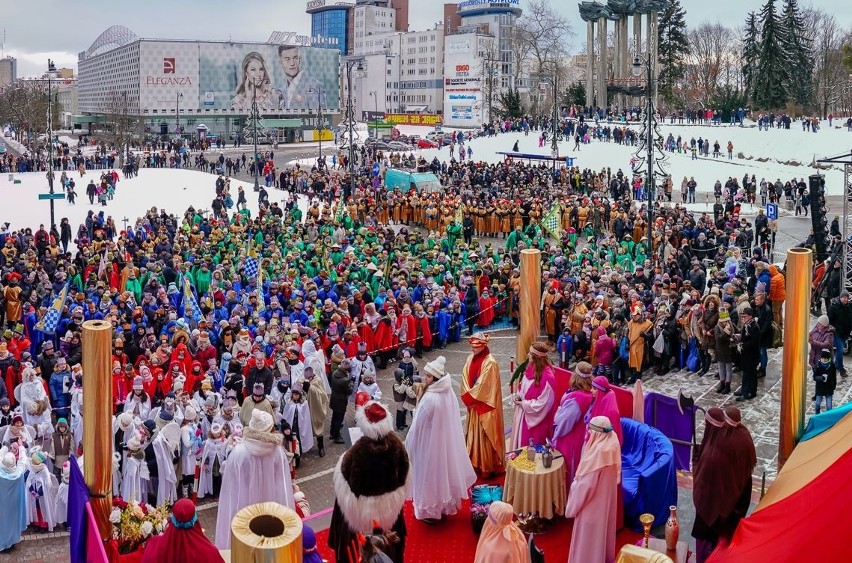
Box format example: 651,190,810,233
1,1,852,562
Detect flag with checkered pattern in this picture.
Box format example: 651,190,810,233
35,281,69,335
182,275,202,324
541,202,563,239
244,256,259,281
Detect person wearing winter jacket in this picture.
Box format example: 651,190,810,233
808,316,835,369
827,290,852,378
328,359,353,444
812,349,837,414
768,265,786,327
714,310,736,394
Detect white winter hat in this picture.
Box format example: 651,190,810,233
424,356,447,379
1,453,16,472
249,409,274,433
183,405,198,422
117,412,134,432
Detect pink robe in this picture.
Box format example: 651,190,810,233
590,392,623,446
565,464,619,563
551,390,594,486
509,366,556,450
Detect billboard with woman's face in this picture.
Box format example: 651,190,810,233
198,43,339,113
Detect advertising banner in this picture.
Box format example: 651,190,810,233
139,41,201,112
385,114,442,126
198,42,340,113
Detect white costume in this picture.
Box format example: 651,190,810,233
17,366,51,427
404,357,476,521
197,426,229,499
121,441,149,503
25,452,59,531
55,463,70,525
215,410,294,549
301,340,331,394
152,422,180,506
123,392,151,420
281,395,314,454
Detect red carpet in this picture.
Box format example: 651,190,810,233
314,498,642,562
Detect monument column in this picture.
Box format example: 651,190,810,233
586,20,595,112
596,17,608,110
649,9,660,105
619,16,629,108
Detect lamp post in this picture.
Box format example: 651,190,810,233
47,59,57,231
369,91,378,140
251,87,260,191
344,58,365,200
633,52,655,263
175,92,183,138
308,87,324,170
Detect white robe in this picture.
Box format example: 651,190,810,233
197,436,229,499
214,430,295,549
180,423,203,477
123,395,151,420
121,455,148,503
301,341,331,394
55,480,69,524
404,374,477,520
282,399,314,454
25,465,59,531
152,431,178,506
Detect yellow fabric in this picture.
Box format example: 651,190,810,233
502,454,566,519
617,544,674,563
756,409,852,512
461,353,505,473
628,320,652,370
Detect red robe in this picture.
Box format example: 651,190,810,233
374,318,395,353
170,344,194,376
414,315,432,348
4,365,21,407
477,296,496,327
396,313,417,349
358,324,376,353
112,373,134,409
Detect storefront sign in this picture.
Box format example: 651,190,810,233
385,114,442,126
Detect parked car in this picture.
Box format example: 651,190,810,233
371,141,391,151
387,141,412,151
417,138,438,148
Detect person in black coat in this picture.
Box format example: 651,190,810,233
735,308,761,401
329,359,353,444
245,351,274,395
827,290,852,378
813,349,837,414
752,292,774,377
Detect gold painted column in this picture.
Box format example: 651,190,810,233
83,319,114,540
517,248,542,364
779,248,811,468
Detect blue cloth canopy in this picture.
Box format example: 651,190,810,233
621,417,678,530
801,402,852,442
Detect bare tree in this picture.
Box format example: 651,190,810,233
99,92,144,166
807,10,847,117
684,22,734,107
0,82,51,150
515,0,573,80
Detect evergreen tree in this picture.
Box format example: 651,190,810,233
753,0,788,109
779,0,814,107
562,81,586,107
656,0,690,107
497,89,524,119
742,11,760,105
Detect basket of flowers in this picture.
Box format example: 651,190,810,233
106,496,170,562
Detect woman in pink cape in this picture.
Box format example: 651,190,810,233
551,361,594,487
565,415,621,563
509,342,557,450
589,376,623,446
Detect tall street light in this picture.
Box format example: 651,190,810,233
344,57,365,200
369,91,379,140
308,87,324,170
175,92,183,138
47,59,57,231
633,52,655,262
251,87,260,191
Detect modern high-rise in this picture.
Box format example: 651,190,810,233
455,0,522,89
0,56,17,87
306,0,354,55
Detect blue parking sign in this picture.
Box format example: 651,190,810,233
372,163,380,177
766,203,778,220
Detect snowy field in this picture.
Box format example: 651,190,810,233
0,168,307,237
391,119,852,196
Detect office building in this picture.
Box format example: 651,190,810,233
0,56,16,87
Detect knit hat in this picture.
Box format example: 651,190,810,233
718,310,730,321
1,453,16,471
818,315,829,326
117,412,134,432
423,356,447,379
133,376,144,390
355,400,393,441
183,405,198,422
252,382,265,396
249,409,274,433
820,349,832,360
31,450,47,467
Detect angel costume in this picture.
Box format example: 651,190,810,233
197,426,229,499
54,462,70,526
301,340,331,394
281,389,314,456
215,410,294,549
25,452,59,531
152,421,181,506
405,357,476,521
121,447,149,503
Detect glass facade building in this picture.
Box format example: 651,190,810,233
311,8,349,54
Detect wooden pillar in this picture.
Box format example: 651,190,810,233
82,319,114,540
517,249,542,366
779,248,812,467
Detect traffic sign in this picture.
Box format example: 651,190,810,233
372,163,380,177
564,157,576,166
766,202,778,220
38,193,66,200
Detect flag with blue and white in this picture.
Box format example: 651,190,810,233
35,281,69,335
182,275,202,324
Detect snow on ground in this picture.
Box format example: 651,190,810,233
0,168,308,236
403,120,850,196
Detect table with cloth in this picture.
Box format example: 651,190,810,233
502,454,566,519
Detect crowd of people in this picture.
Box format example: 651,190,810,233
0,122,843,561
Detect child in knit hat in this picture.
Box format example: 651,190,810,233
813,349,837,414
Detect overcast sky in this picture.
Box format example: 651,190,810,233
4,0,852,78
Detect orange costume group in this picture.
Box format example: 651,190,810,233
460,334,505,474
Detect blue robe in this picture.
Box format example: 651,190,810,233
0,466,27,550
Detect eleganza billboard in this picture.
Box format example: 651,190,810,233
138,41,340,113
199,42,340,113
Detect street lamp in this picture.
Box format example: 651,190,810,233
344,57,366,200
46,59,57,231
308,87,324,170
251,88,260,191
633,53,655,262
369,91,379,140
175,92,183,137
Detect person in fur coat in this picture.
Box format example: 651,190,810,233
328,400,409,563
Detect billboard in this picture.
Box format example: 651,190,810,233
443,35,484,128
385,114,442,126
138,41,340,113
198,43,340,113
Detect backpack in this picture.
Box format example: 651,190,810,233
619,335,629,361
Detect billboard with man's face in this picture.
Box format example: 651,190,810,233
198,43,340,113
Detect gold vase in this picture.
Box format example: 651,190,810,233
639,513,655,549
